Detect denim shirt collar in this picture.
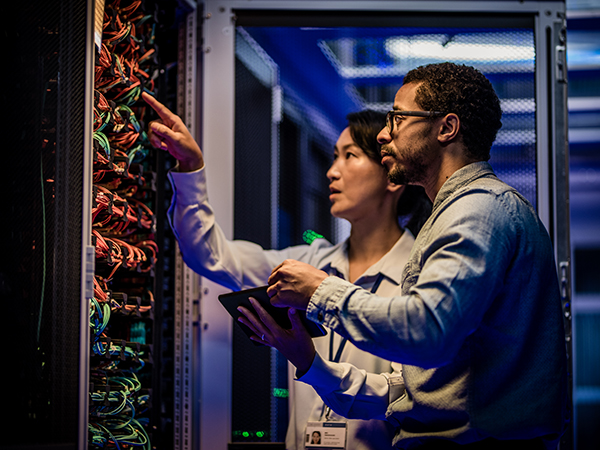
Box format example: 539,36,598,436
432,161,495,211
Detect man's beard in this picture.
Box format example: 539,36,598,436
382,145,428,186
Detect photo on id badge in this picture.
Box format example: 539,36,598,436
305,421,347,449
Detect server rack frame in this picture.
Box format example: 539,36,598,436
200,1,571,449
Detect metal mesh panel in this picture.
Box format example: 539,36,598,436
573,314,600,447
232,55,281,443
232,34,338,444
242,26,538,210
232,20,539,445
234,59,273,247
575,313,600,387
277,109,337,247
1,0,86,445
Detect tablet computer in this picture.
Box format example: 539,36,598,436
218,285,327,345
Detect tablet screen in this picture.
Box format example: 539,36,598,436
218,285,327,345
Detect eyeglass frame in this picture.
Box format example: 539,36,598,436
385,110,447,133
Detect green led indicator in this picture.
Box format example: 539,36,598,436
273,388,289,398
303,229,323,245
234,430,269,439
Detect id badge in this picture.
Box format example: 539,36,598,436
305,421,347,449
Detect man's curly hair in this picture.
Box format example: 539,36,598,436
403,62,502,161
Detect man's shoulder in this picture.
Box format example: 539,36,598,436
466,172,515,193
443,176,543,244
432,177,532,234
454,174,532,211
444,176,514,209
435,162,517,209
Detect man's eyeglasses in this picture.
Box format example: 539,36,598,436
385,110,446,133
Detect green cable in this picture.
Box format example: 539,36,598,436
302,229,323,245
37,152,47,343
95,422,122,450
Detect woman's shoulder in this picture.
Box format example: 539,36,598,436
291,237,347,273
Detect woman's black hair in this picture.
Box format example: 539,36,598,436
396,185,432,237
346,110,432,236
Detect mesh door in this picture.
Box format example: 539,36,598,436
232,17,537,446
1,0,87,445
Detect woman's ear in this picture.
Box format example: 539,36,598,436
387,182,406,196
437,113,460,144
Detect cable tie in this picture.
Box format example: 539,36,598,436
106,240,114,265
120,243,129,261
121,201,129,222
104,383,111,406
135,296,142,317
102,336,111,358
136,205,145,228
106,192,114,215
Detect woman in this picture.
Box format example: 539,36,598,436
142,92,431,450
310,430,321,445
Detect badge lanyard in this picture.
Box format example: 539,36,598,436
320,273,384,421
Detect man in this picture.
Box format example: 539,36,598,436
258,62,568,449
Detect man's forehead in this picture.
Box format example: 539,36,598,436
393,82,420,109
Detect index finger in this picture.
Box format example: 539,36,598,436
142,92,176,123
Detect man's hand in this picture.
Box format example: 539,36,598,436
267,259,328,310
142,92,204,172
237,298,316,374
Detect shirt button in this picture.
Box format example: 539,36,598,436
317,312,324,322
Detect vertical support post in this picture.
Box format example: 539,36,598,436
80,0,98,448
552,12,573,450
174,6,200,450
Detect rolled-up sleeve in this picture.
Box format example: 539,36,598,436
307,190,514,368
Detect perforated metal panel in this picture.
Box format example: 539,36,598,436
1,0,88,445
242,25,538,210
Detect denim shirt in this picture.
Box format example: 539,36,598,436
307,162,568,448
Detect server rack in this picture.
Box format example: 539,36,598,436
1,0,200,448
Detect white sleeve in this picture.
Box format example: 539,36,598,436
297,352,404,421
167,167,317,290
